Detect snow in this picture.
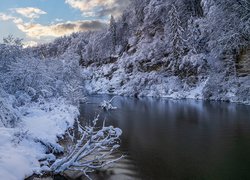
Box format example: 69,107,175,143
0,99,79,180
20,100,78,144
186,78,209,99
83,62,210,101
0,0,249,178
0,130,43,180
99,97,118,111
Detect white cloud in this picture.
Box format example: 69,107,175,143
0,13,23,24
65,0,130,17
65,0,115,11
17,20,107,39
0,11,106,40
12,7,47,19
0,13,13,21
1,1,126,43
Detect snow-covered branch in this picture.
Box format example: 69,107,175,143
47,117,122,179
99,97,118,111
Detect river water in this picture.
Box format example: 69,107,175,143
79,95,250,180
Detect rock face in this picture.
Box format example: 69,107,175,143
237,48,250,77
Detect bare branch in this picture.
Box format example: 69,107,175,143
46,117,122,179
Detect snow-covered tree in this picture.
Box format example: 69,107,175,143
165,3,187,73
0,36,23,73
109,15,117,55
203,0,250,54
187,17,202,54
3,35,23,47
0,89,19,128
132,0,149,24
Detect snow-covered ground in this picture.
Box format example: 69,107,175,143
0,99,79,180
82,58,250,105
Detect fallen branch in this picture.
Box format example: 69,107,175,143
44,117,122,179
99,97,118,111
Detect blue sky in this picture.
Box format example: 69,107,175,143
0,0,130,46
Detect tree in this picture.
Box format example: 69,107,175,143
166,3,187,73
187,17,202,54
109,15,117,55
0,36,23,74
3,35,23,47
132,0,149,24
203,0,250,54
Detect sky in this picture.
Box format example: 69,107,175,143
0,0,130,47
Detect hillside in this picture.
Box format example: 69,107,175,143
29,0,250,104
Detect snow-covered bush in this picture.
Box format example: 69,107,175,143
1,50,84,106
0,89,19,128
179,53,208,78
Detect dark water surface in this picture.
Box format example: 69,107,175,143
79,95,250,180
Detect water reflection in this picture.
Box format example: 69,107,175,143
80,95,250,180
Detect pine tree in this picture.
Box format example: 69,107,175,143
109,15,117,55
167,4,186,71
3,35,23,47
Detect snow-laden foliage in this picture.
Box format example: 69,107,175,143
35,0,248,104
2,52,83,105
109,15,117,55
203,0,250,54
0,89,19,128
50,117,122,179
100,97,118,111
163,3,188,75
0,36,121,179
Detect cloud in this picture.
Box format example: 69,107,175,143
0,13,13,21
12,7,47,19
79,20,107,30
16,20,107,39
0,13,23,24
65,0,130,17
0,12,107,39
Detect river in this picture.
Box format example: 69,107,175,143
79,95,250,180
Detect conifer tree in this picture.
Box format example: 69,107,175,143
167,3,186,72
109,15,117,55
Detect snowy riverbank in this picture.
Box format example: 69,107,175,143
82,63,250,105
0,99,79,180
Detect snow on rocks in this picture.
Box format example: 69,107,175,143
0,99,79,180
